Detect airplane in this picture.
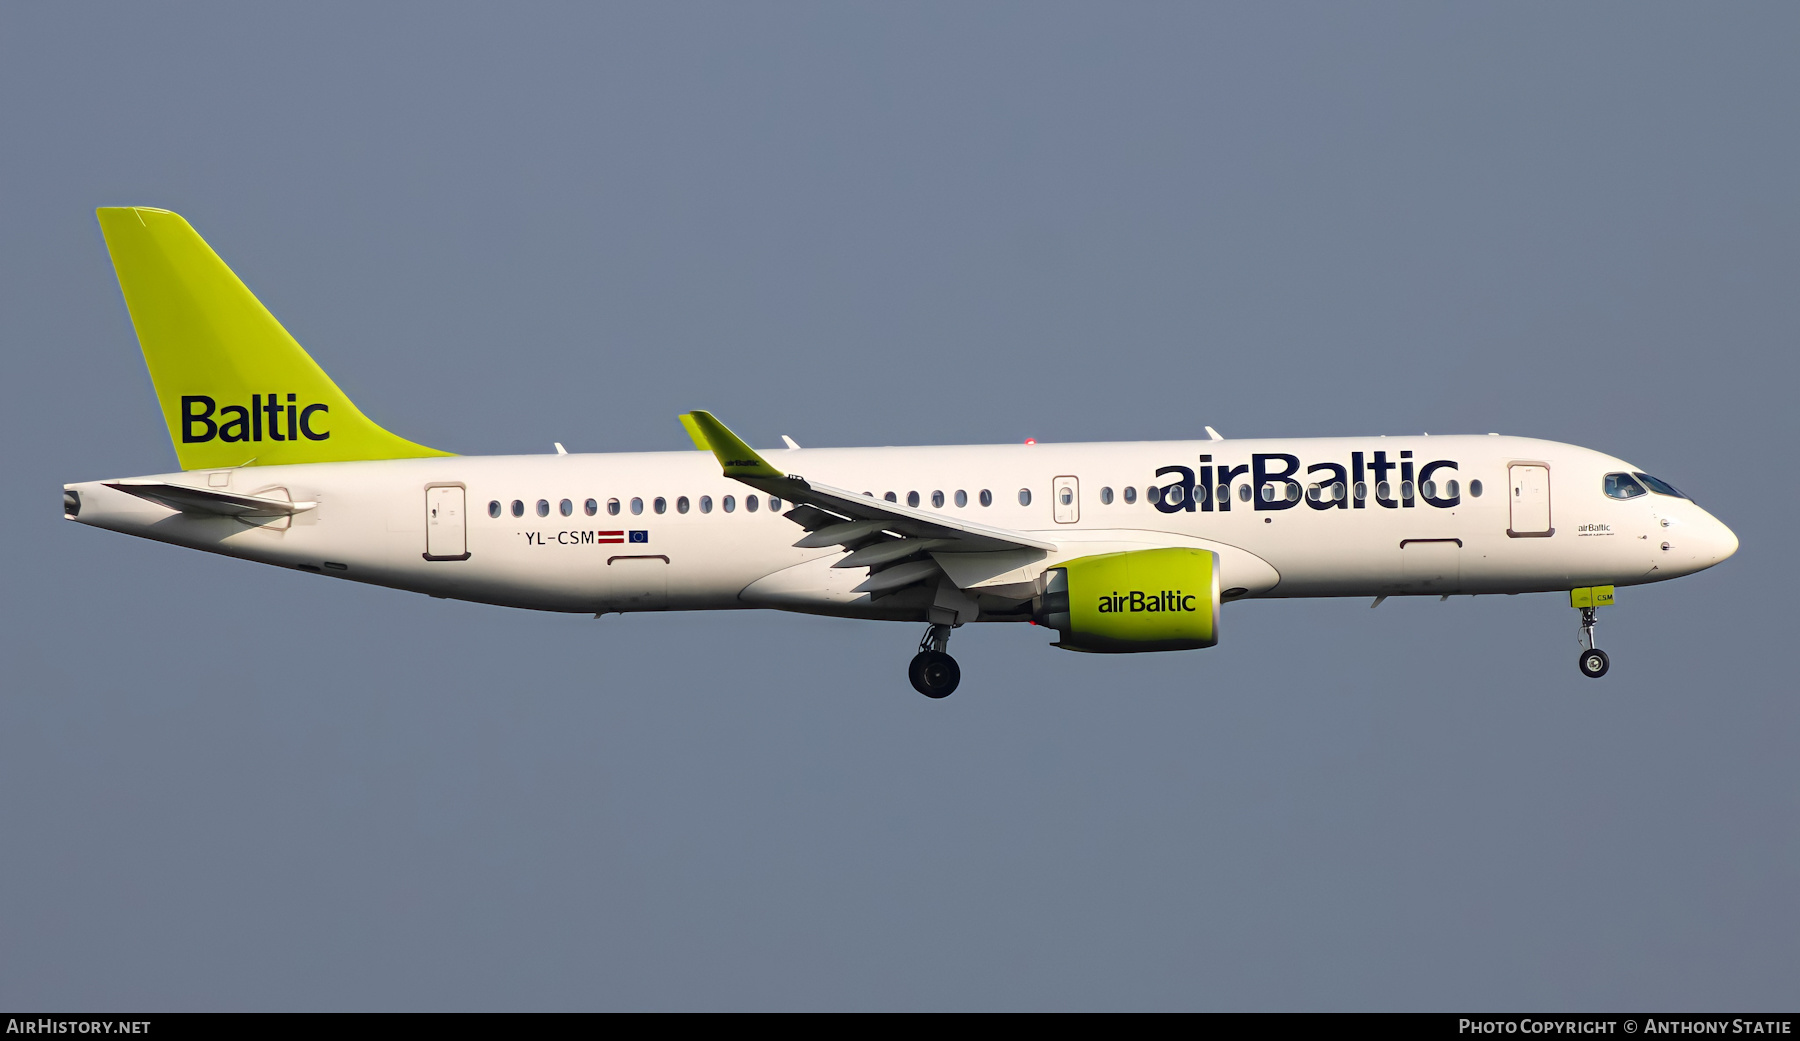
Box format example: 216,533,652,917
63,208,1740,697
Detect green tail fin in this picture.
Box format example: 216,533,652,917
96,207,451,470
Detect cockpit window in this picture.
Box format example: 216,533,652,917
1603,473,1647,500
1633,472,1688,500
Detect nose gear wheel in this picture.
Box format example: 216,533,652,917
1576,606,1608,678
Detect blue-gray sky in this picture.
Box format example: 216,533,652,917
2,3,1795,1010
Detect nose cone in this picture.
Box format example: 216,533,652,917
1699,513,1739,568
1652,504,1738,578
1677,507,1735,572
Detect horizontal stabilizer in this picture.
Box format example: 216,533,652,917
104,480,316,518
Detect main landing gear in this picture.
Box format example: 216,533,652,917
909,623,961,699
1576,606,1609,679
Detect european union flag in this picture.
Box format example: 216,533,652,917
628,530,649,543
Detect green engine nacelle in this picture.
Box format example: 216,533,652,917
1032,547,1220,653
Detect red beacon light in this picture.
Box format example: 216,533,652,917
1024,437,1037,445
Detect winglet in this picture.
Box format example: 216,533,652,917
679,411,785,478
678,413,710,451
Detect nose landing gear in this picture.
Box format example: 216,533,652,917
909,623,961,698
1569,586,1615,679
1576,605,1609,678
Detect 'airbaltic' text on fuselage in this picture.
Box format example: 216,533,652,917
1155,450,1465,513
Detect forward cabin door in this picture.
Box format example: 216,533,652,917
1053,476,1079,524
1507,464,1553,537
425,485,469,560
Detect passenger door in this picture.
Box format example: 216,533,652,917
424,485,469,560
1053,476,1079,524
1507,464,1553,537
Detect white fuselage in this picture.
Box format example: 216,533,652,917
63,434,1738,621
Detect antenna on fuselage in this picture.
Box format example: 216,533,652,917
1204,426,1224,441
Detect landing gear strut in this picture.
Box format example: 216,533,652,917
1576,606,1609,679
909,623,961,698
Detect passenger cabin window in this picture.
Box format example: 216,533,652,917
1634,473,1688,500
654,497,667,514
607,498,621,516
745,495,758,512
723,495,736,513
1100,486,1113,505
488,500,502,518
907,491,920,507
559,498,573,517
1147,485,1161,505
511,499,525,517
1059,487,1074,506
677,496,691,514
954,490,968,508
1123,486,1137,504
1469,480,1484,497
1238,484,1251,502
884,492,897,503
584,498,598,516
1018,488,1032,507
931,490,945,508
769,496,782,511
1445,480,1459,499
980,489,993,507
700,495,713,514
630,497,644,515
536,499,550,517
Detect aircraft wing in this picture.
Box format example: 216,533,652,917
104,479,316,518
681,411,1052,595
